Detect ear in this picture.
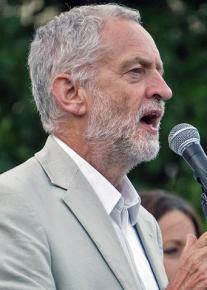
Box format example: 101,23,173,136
51,73,87,116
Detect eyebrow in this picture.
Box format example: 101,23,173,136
164,240,184,246
120,56,164,74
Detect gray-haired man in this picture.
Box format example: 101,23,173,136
0,4,207,290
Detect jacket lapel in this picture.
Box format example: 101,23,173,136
135,211,168,290
35,136,140,290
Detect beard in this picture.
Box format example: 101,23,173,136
85,85,164,173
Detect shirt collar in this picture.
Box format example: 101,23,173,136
116,176,140,226
53,135,120,214
53,135,140,225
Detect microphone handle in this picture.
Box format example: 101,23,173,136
183,143,207,219
183,143,207,192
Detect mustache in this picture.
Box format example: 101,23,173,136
136,100,165,122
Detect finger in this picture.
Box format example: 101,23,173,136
195,231,207,248
182,233,197,254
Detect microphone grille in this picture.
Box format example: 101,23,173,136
168,123,200,156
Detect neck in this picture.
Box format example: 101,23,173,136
54,131,128,187
85,142,128,187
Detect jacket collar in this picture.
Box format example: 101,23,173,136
135,208,168,289
35,136,143,290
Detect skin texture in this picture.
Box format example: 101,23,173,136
158,210,197,281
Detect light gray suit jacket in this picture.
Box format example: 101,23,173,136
0,136,168,290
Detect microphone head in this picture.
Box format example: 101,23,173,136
168,123,200,156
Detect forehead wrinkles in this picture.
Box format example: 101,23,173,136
99,19,142,61
99,19,162,68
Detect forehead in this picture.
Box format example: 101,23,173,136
158,210,196,241
100,19,162,69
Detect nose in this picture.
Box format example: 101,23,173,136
146,73,172,101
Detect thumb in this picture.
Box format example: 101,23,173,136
183,233,197,254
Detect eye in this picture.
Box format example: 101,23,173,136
164,247,178,255
129,67,143,74
164,247,182,258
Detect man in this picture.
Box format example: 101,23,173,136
0,4,207,290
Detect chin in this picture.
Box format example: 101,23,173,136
143,146,159,162
125,139,160,172
141,143,159,163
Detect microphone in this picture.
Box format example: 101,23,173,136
168,123,207,218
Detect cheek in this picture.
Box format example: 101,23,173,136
113,84,143,110
164,256,179,280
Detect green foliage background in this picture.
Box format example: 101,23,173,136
0,0,207,227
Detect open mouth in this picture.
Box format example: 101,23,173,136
140,110,162,130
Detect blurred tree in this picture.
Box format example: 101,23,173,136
0,0,207,225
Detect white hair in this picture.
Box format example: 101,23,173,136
28,4,141,133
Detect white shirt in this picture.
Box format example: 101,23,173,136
53,136,159,290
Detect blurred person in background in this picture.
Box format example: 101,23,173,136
140,189,202,281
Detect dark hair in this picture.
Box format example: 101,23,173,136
140,189,202,238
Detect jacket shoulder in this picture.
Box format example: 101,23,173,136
0,156,42,193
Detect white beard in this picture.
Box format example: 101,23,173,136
85,86,164,172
